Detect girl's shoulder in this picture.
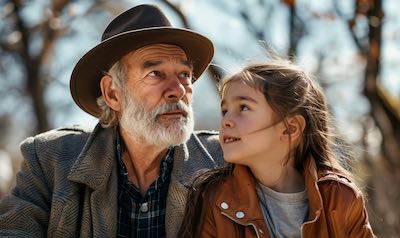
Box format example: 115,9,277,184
191,164,235,194
317,170,364,199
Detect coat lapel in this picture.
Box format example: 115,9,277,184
302,158,328,236
166,133,222,238
67,124,118,237
215,165,269,237
65,129,221,238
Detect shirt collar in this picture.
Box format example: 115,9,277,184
115,127,174,182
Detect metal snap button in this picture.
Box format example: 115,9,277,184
220,202,229,210
235,211,245,218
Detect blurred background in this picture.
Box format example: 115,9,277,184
0,0,399,236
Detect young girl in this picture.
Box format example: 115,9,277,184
178,61,376,238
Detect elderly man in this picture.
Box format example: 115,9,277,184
0,4,223,238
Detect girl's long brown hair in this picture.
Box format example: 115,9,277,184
221,61,354,176
177,165,233,238
178,60,356,237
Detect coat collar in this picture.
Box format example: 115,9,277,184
211,158,359,237
216,165,264,220
65,126,222,238
303,158,324,221
212,159,329,236
67,126,221,190
166,132,223,238
67,123,117,190
214,165,268,236
65,124,118,237
171,133,222,187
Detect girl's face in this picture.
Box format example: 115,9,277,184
219,80,287,167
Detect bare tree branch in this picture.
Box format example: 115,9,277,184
333,0,367,55
160,0,224,83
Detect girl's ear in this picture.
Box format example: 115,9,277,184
100,75,122,112
281,115,306,142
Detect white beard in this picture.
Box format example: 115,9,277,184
120,93,194,147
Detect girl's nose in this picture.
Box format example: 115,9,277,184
221,116,234,128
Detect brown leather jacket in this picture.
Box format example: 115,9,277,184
198,158,376,238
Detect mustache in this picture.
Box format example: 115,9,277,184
153,101,191,117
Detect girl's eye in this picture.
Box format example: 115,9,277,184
221,109,227,116
240,105,249,112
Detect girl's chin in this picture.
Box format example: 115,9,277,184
223,155,246,165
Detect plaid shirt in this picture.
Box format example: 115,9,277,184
116,131,174,238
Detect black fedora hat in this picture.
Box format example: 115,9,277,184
70,4,214,117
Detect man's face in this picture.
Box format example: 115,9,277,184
119,44,195,146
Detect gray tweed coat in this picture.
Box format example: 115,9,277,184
0,124,224,238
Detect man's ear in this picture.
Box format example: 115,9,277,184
100,75,122,112
281,115,306,142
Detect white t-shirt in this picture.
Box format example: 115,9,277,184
256,182,309,238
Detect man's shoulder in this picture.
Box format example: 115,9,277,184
192,130,221,151
194,130,219,135
193,130,219,142
23,125,92,142
38,125,92,137
190,130,223,165
20,125,94,157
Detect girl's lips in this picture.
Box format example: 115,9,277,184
222,135,241,144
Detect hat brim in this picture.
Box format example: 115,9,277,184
70,27,214,117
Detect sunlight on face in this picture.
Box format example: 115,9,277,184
119,44,195,146
219,80,284,166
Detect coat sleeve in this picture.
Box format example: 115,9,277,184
0,137,51,237
346,191,376,238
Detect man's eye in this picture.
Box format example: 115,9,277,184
144,71,164,85
180,72,191,78
240,105,249,112
179,71,192,80
148,71,161,77
177,71,192,85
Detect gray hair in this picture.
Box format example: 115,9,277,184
97,60,126,127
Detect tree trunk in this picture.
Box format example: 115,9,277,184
360,0,400,236
26,62,49,134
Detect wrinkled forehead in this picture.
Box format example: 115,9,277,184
125,43,188,63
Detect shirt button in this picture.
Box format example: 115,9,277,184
220,202,229,210
140,202,149,213
235,211,245,219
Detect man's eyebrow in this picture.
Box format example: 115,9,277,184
181,60,193,70
142,60,193,70
143,60,162,69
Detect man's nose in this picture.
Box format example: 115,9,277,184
165,76,191,101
